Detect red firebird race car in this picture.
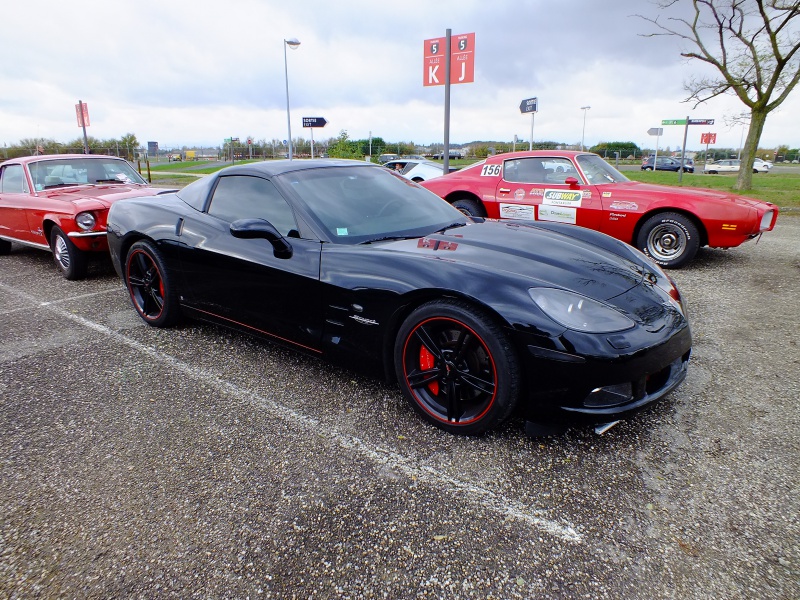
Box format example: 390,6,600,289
0,154,175,279
421,151,779,268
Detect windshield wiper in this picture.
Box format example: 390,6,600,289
360,235,419,245
93,178,127,184
435,222,468,233
43,182,81,189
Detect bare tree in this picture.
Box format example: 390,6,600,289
638,0,800,189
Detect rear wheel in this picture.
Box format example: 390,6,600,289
50,226,87,280
394,299,520,435
452,197,486,217
0,239,12,255
125,240,180,327
636,212,700,269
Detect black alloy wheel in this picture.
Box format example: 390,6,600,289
394,299,520,435
125,240,180,327
50,226,88,280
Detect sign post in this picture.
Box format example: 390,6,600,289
302,117,327,159
75,100,90,154
519,97,538,151
647,127,663,168
662,117,714,182
424,31,475,173
700,132,717,164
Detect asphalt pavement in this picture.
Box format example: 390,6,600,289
1,218,798,599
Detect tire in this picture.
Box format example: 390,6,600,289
0,238,12,255
394,299,520,435
643,167,653,171
707,170,718,174
124,240,180,327
50,226,87,280
452,197,486,218
636,212,700,269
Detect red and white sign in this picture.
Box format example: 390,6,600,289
423,32,475,86
75,102,90,127
701,132,717,145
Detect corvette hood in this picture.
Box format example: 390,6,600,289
384,220,647,301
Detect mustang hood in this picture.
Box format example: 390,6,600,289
387,220,647,302
43,185,175,210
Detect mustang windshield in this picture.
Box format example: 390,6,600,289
576,154,630,184
28,158,147,190
278,166,467,244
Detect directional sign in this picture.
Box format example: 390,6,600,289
701,133,717,144
648,128,664,136
302,117,327,128
689,118,715,125
423,32,475,86
231,137,240,142
662,119,687,126
75,102,90,127
519,97,538,114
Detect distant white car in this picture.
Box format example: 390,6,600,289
753,158,773,170
383,159,452,182
704,159,769,174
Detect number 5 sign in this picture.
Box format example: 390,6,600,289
423,32,475,86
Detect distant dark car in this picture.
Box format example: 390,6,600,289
0,154,174,279
641,156,694,173
106,159,692,437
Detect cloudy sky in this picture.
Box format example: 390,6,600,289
2,0,799,153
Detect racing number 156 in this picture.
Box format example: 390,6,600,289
481,164,501,177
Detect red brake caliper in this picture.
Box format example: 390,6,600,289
419,345,439,395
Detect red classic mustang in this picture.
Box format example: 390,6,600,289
0,154,174,279
421,150,779,268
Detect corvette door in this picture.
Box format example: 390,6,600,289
494,156,603,231
177,174,323,352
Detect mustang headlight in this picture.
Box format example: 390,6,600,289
529,288,635,333
76,212,96,231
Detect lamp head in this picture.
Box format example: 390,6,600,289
285,38,301,49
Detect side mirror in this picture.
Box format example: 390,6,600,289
230,218,293,259
564,176,580,189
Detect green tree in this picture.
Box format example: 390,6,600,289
639,1,800,190
327,130,362,160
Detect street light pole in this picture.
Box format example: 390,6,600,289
283,38,301,160
580,106,591,151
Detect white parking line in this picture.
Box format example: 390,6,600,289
0,285,121,316
1,282,583,544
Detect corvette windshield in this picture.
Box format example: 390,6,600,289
278,165,467,244
576,154,630,184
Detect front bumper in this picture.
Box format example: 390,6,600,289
515,322,692,428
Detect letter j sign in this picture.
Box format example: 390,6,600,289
423,33,475,86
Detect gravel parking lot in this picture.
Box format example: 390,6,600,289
1,217,797,599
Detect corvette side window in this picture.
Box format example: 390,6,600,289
208,175,297,236
0,165,29,194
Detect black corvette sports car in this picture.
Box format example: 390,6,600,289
107,159,691,436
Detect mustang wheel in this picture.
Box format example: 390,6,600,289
636,212,700,269
0,238,12,255
394,299,520,435
50,226,87,280
452,197,486,218
125,240,180,327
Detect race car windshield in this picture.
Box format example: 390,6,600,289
576,154,630,185
278,166,467,244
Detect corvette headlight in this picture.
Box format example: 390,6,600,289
76,212,96,231
529,288,635,333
